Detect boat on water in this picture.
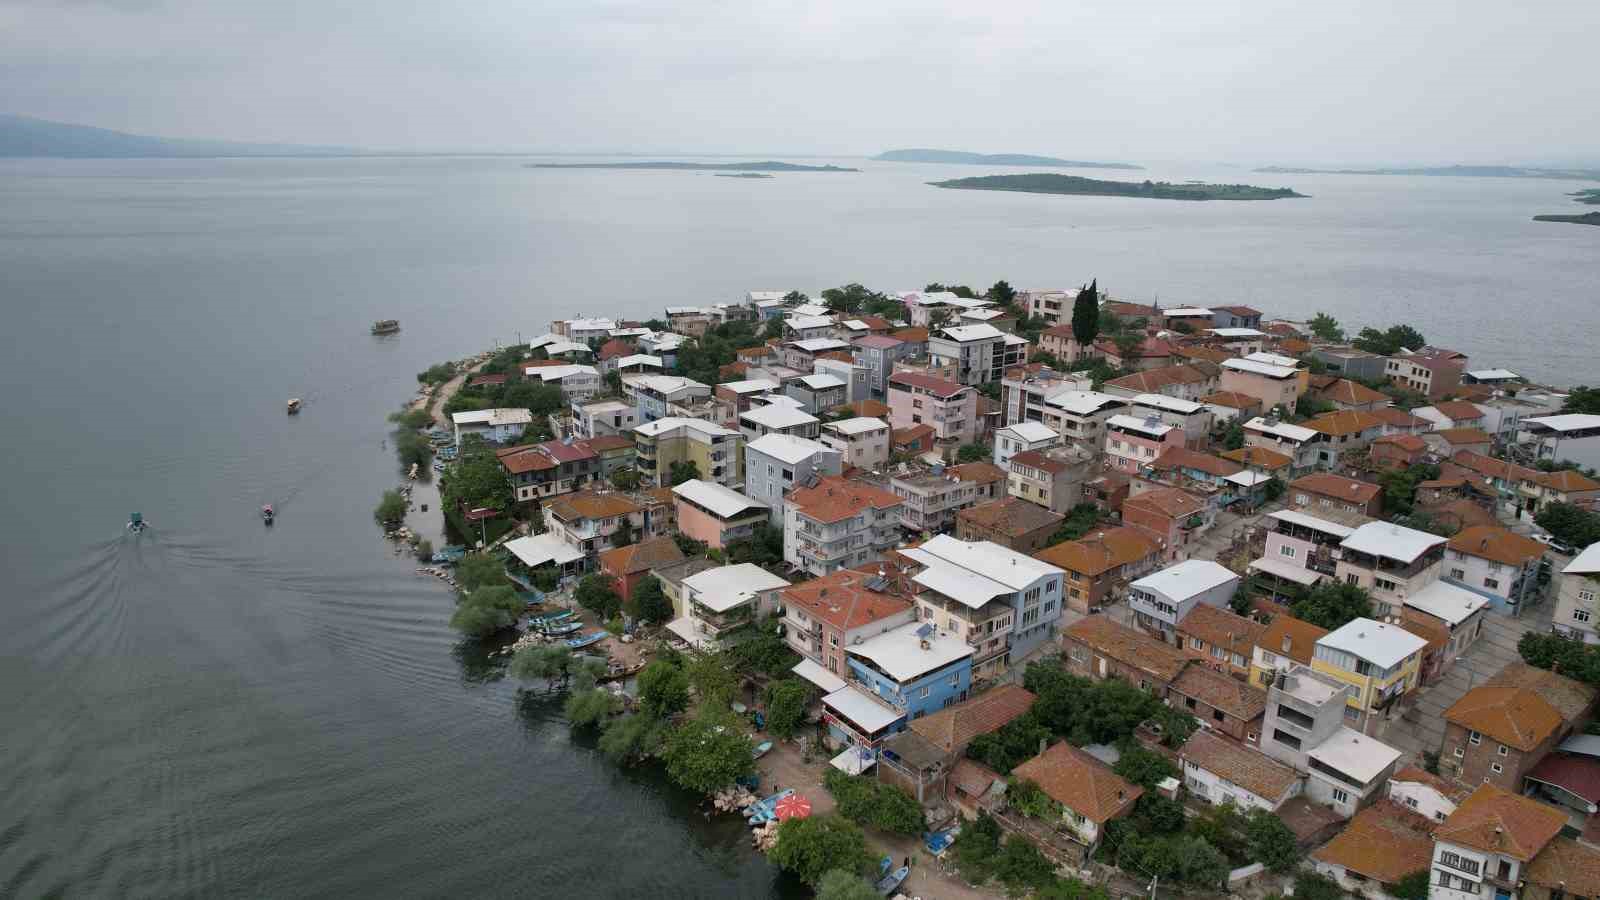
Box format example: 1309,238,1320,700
565,631,608,650
261,504,275,525
371,319,400,335
127,512,146,533
286,398,302,414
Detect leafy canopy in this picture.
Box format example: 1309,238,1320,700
769,815,870,886
662,718,754,795
1291,581,1374,631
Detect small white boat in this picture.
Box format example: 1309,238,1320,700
286,398,302,415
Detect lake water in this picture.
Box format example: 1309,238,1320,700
0,155,1595,897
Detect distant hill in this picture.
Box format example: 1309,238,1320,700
929,173,1306,201
1256,164,1600,181
527,161,857,172
0,114,360,158
875,149,1142,170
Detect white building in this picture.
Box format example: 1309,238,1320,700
551,317,618,342
1038,390,1128,450
1130,393,1212,438
1553,544,1600,644
668,564,791,649
1243,417,1325,475
1387,767,1465,823
1126,559,1239,644
524,363,602,401
819,417,892,471
1179,729,1302,812
572,399,638,439
926,324,1028,386
993,421,1061,469
1336,521,1447,617
1521,413,1600,471
451,408,533,447
1402,580,1489,659
739,402,821,443
1304,724,1403,817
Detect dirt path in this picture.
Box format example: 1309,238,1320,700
411,356,492,428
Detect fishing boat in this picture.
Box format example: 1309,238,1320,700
565,631,609,650
540,621,584,637
286,398,302,414
528,610,574,625
127,512,146,533
371,319,400,335
261,504,275,525
743,788,794,824
873,856,909,896
752,740,774,759
597,662,644,684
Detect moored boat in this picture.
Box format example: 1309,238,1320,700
286,398,302,414
261,504,275,525
752,740,774,759
371,319,400,335
565,631,608,650
127,512,146,533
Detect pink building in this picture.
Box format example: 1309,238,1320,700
1104,414,1186,473
671,479,769,548
887,371,978,451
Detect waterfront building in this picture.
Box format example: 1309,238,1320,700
596,536,683,605
667,564,791,650
451,408,533,447
1385,347,1466,399
671,479,768,549
782,567,916,678
845,620,975,721
495,439,600,503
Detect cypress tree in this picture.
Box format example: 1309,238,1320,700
1071,279,1100,348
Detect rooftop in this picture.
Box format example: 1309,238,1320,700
1316,378,1388,407
949,461,1007,485
889,371,968,399
1202,390,1262,410
683,564,791,613
1171,664,1267,720
1340,521,1446,563
782,566,913,632
1526,838,1600,896
912,534,1064,591
907,683,1037,754
671,479,768,519
633,416,740,439
1306,409,1384,437
1404,580,1489,627
936,324,1006,342
1244,417,1318,442
1435,783,1566,861
747,433,835,465
1290,472,1382,505
1035,527,1158,577
786,475,902,524
1567,543,1600,575
824,416,889,436
1131,392,1204,414
740,404,821,430
1311,800,1438,885
1219,445,1293,470
1224,358,1298,379
720,378,781,395
999,420,1061,443
1317,618,1428,668
823,685,903,734
1448,526,1548,566
1179,604,1267,654
548,490,641,522
597,536,685,577
848,619,974,682
1181,729,1299,801
1306,726,1403,784
1122,486,1207,520
1103,364,1213,394
1063,615,1190,683
1044,390,1126,416
452,407,534,427
1258,616,1329,666
1013,741,1142,824
1523,413,1600,434
791,337,851,353
956,497,1065,537
1106,413,1174,437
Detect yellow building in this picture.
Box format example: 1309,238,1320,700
1310,617,1427,734
632,417,744,488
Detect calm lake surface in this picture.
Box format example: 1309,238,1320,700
0,155,1595,897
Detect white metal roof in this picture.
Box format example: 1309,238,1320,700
1525,414,1600,433
917,534,1063,591
504,532,585,568
1107,414,1174,436
612,354,663,369
1208,327,1267,338
1404,580,1489,627
825,416,889,436
1248,556,1323,586
912,564,1011,610
1045,390,1126,416
1340,521,1446,563
1130,559,1238,600
792,658,847,694
1268,509,1357,538
999,421,1060,443
789,303,833,317
671,479,767,518
1317,618,1427,668
937,324,1005,342
608,327,651,338
1132,393,1204,414
1164,307,1214,316
720,378,780,395
1306,727,1402,784
683,563,790,612
1225,470,1273,488
1467,369,1521,381
741,405,820,429
847,621,974,682
526,332,563,349
1566,544,1600,575
799,373,846,390
960,309,1005,321
755,394,806,409
792,338,850,352
1224,358,1298,379
747,433,835,465
823,686,904,734
840,319,871,330
1001,333,1031,346
1245,417,1319,442
786,315,836,330
531,364,600,384
637,375,708,395
1245,351,1302,368
632,417,738,438
544,340,593,355
665,305,708,315
563,317,617,331
747,290,788,302
944,297,996,310
452,408,533,426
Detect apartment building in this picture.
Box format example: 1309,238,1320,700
998,366,1092,423
495,439,601,503
1175,604,1267,682
632,416,744,488
1123,486,1216,562
573,399,638,439
713,378,781,416
671,479,769,549
852,335,914,399
954,497,1064,554
993,421,1060,469
1102,363,1219,403
1312,618,1427,734
782,476,903,577
927,324,1028,386
1247,509,1366,600
782,567,917,677
1007,445,1096,514
1243,417,1326,476
546,490,663,556
1386,347,1465,399
1104,414,1186,473
845,621,976,721
1336,521,1448,617
1021,289,1074,325
1220,356,1308,413
1553,544,1600,643
1259,665,1401,817
816,417,890,471
891,466,981,533
785,373,849,414
739,400,821,443
1126,559,1238,644
1037,527,1160,615
1130,393,1213,445
886,372,978,451
671,564,791,649
634,375,711,424
1442,526,1547,614
743,433,843,525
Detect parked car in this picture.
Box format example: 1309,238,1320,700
1532,532,1577,556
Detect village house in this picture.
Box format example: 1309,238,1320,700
783,476,903,577
1202,327,1268,356
1337,520,1449,617
1429,783,1566,900
667,563,791,650
901,535,1067,679
1529,468,1600,513
893,424,936,457
1259,665,1403,817
993,420,1060,469
1314,377,1391,412
1036,527,1160,615
546,490,659,556
1307,409,1387,467
1442,526,1547,614
1388,765,1470,822
1553,545,1600,643
1311,346,1388,381
1123,486,1216,562
950,461,1007,503
1062,614,1191,695
1201,390,1263,423
1401,579,1489,659
1220,355,1308,413
1102,363,1218,403
671,479,768,549
1423,428,1495,458
1104,413,1186,473
1416,400,1489,431
1441,662,1596,793
1141,446,1267,508
1007,445,1096,514
1386,347,1466,399
1249,613,1329,688
1371,406,1437,436
1220,444,1294,481
1313,618,1428,734
1311,800,1439,899
1094,336,1173,371
1522,837,1600,900
633,417,744,488
1168,663,1268,742
818,417,891,471
783,337,853,372
876,683,1037,805
891,465,981,534
1243,416,1326,476
1370,433,1430,470
954,497,1064,554
595,536,683,605
452,408,533,447
886,372,978,453
1180,728,1302,812
1010,741,1142,856
1290,472,1385,517
997,366,1089,420
783,314,837,342
1175,603,1267,681
783,566,917,678
1126,558,1238,644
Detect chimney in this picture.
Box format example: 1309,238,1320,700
1039,736,1048,756
1281,636,1292,653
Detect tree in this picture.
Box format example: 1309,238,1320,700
1381,462,1441,515
442,444,514,514
825,769,924,835
597,713,668,764
1111,741,1176,789
987,280,1017,306
662,718,754,795
816,869,877,900
768,815,869,886
1536,502,1600,549
1353,323,1428,356
374,489,408,527
1071,279,1100,348
1307,312,1344,342
956,442,990,463
449,585,522,637
1518,632,1600,685
820,283,883,315
613,516,635,548
630,575,674,624
637,659,690,719
455,553,508,591
609,466,641,491
1263,476,1286,502
1292,872,1345,900
685,653,737,707
565,687,620,729
1245,809,1299,873
667,460,701,486
1561,386,1600,415
763,679,813,739
1222,419,1245,450
1393,870,1431,900
575,574,623,620
1292,581,1374,630
511,643,573,683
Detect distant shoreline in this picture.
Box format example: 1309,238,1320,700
1533,212,1600,227
526,161,857,173
929,173,1306,201
1256,164,1600,182
875,148,1141,170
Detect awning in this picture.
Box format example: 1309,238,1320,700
664,617,713,650
823,685,904,735
1248,556,1323,587
831,746,877,775
792,658,847,694
504,533,584,568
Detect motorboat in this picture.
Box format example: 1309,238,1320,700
286,398,302,414
127,512,146,533
262,504,275,525
371,319,401,335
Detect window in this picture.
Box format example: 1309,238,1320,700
1497,744,1508,756
1331,788,1349,804
1450,568,1466,580
918,686,930,699
1490,763,1503,774
1210,646,1225,660
1261,651,1277,665
1581,589,1596,603
1440,851,1480,876
1484,578,1499,590
1279,545,1297,559
1577,609,1593,624
1346,574,1360,585
1212,709,1225,723
1190,637,1205,651
1405,796,1418,808
947,673,959,687
1454,746,1464,758
1469,730,1481,745
1185,697,1197,710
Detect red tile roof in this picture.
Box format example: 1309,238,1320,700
1013,741,1142,824
1435,783,1565,861
1289,473,1382,505
957,497,1064,535
908,684,1037,753
1447,526,1546,567
1171,665,1267,721
780,567,913,632
1181,729,1299,802
1525,754,1600,806
1036,527,1158,577
786,475,901,524
598,535,685,576
889,371,967,398
1123,486,1206,519
1311,800,1438,884
853,335,903,350
950,462,1006,485
1152,447,1242,478
1433,400,1485,421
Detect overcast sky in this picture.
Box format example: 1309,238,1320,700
3,0,1596,165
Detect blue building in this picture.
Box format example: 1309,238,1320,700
820,621,975,755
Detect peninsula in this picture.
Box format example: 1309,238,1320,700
928,173,1306,201
875,148,1141,170
1256,164,1600,181
1533,212,1600,227
527,161,857,172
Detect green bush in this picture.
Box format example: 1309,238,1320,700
769,815,870,886
448,585,522,637
637,659,690,719
598,714,668,765
414,539,434,562
823,769,924,835
662,719,753,795
762,679,813,739
565,687,619,729
373,489,408,527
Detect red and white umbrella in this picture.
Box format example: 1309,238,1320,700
774,793,812,821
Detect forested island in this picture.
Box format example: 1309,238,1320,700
929,173,1306,201
527,161,857,172
1533,212,1600,227
876,148,1141,169
1256,164,1600,181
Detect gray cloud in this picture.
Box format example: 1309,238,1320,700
1,0,1595,165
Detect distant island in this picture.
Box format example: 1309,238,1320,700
1533,212,1600,227
1573,189,1600,205
929,173,1306,201
713,172,773,179
1255,164,1600,182
876,148,1141,170
0,113,362,158
527,161,857,172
